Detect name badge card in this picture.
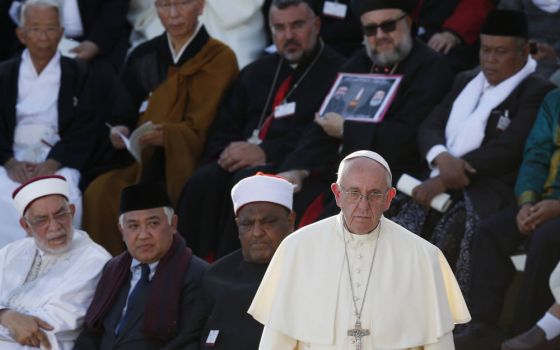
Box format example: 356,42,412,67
205,330,219,346
274,102,296,118
496,110,511,131
323,1,347,18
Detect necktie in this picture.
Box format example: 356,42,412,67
115,263,150,334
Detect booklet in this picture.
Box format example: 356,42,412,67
108,121,156,164
319,72,402,123
396,174,452,213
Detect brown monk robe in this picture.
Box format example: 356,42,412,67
83,38,238,256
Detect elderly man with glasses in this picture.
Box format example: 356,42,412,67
249,150,470,349
0,175,110,350
277,0,453,226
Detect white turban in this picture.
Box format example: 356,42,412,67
12,175,69,217
231,173,293,214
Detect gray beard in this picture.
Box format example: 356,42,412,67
365,35,413,67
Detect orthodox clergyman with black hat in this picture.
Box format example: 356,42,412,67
249,150,470,350
277,0,453,224
74,183,208,349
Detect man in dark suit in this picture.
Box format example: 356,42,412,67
74,183,208,349
388,12,555,343
0,0,96,246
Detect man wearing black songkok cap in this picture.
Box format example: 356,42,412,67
383,9,555,350
75,183,208,349
278,0,453,225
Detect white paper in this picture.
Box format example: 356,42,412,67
127,121,155,163
396,174,452,213
274,102,296,118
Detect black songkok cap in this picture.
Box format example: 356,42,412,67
119,183,172,214
481,9,528,39
351,0,417,17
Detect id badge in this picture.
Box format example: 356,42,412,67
323,1,347,18
205,330,219,346
139,99,149,114
274,102,296,118
496,110,511,131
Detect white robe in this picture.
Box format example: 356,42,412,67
0,50,82,248
201,0,266,69
249,215,471,349
0,230,111,350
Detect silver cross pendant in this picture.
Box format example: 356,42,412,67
347,320,370,350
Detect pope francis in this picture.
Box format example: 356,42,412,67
249,150,471,349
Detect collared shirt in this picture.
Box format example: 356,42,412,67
167,22,202,64
119,259,159,317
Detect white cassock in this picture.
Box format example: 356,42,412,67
201,0,267,69
0,230,110,350
0,49,82,248
249,214,471,350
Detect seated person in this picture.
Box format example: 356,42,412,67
178,173,295,349
176,0,344,260
0,0,97,247
82,0,238,256
8,0,131,69
454,89,560,350
0,175,110,349
499,0,560,84
389,9,555,291
75,183,208,349
502,261,560,350
416,0,495,73
278,0,453,226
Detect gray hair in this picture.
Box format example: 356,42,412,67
20,0,63,27
336,157,392,188
118,206,174,227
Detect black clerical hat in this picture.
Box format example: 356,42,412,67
119,183,171,214
481,9,528,39
351,0,417,17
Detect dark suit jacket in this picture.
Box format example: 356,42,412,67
73,256,208,350
0,55,96,171
418,69,555,217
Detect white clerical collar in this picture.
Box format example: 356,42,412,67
131,258,159,281
166,22,202,64
339,213,380,243
21,49,61,78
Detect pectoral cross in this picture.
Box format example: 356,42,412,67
347,320,370,350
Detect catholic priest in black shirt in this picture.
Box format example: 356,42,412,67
176,0,344,260
278,0,454,224
177,173,295,349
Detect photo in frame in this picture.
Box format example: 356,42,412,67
319,73,402,123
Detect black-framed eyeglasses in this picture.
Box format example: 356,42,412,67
362,13,407,37
338,185,389,204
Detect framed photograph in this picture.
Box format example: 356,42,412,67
319,73,402,123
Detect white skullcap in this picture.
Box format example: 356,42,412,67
12,175,69,217
231,172,293,214
342,150,392,177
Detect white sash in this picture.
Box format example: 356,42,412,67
445,57,536,158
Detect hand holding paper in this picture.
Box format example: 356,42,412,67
397,174,452,213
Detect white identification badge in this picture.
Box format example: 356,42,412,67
274,102,296,118
205,330,219,346
139,99,149,114
496,110,511,131
323,1,347,18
